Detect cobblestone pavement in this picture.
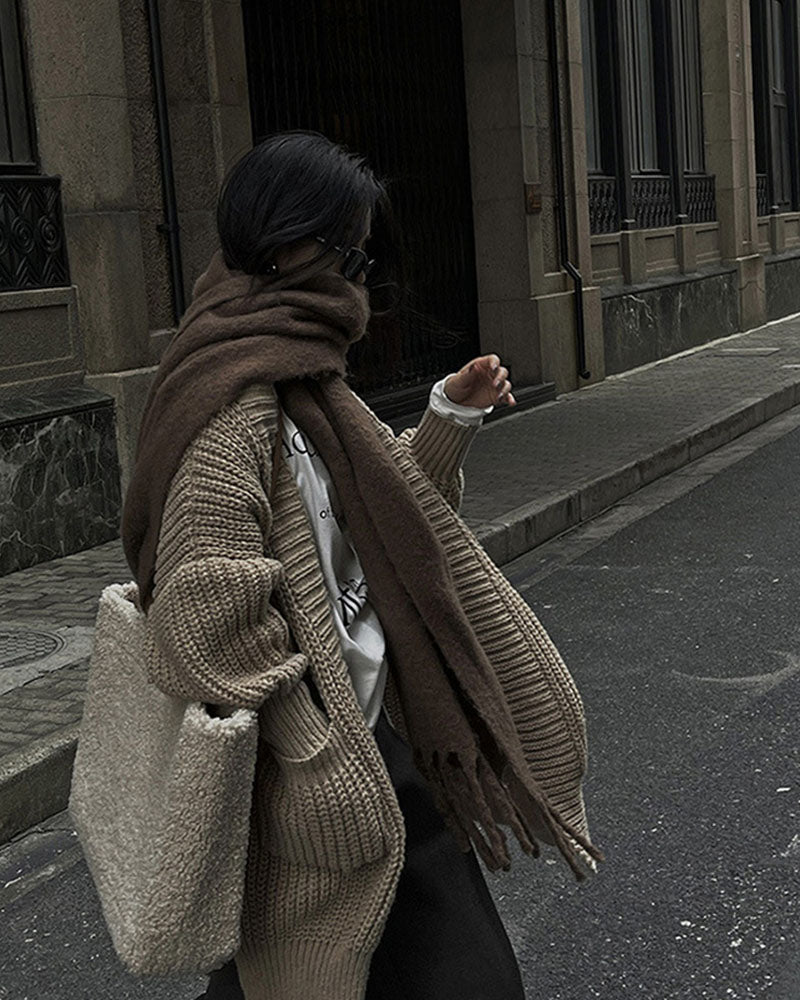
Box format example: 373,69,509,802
0,541,127,759
461,316,800,522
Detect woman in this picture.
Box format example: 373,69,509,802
122,132,599,1000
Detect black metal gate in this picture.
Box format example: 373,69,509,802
241,0,480,397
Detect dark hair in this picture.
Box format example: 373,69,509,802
217,131,387,280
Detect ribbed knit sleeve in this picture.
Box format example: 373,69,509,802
144,401,307,709
344,382,481,513
398,407,480,512
404,406,480,481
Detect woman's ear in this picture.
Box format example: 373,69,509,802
274,239,326,275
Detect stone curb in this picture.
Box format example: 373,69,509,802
474,379,800,566
0,726,78,844
3,376,800,847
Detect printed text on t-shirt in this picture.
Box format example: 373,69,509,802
282,431,317,460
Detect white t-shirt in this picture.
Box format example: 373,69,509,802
280,376,491,729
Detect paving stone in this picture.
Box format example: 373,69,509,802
45,679,87,694
6,692,71,710
462,321,800,524
4,709,74,729
0,729,30,745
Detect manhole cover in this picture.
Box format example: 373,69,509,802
0,629,65,669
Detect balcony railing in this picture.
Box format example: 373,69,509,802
589,173,717,233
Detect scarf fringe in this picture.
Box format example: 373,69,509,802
502,762,605,881
416,749,604,880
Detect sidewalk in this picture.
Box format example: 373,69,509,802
4,312,800,842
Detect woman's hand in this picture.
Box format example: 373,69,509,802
443,354,516,409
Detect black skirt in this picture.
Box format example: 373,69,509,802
203,709,525,1000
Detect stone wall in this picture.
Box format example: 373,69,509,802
765,252,800,321
0,389,121,576
0,287,82,398
3,0,255,579
602,269,739,375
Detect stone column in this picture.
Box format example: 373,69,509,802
158,0,253,296
80,0,252,493
460,0,543,387
699,0,766,330
23,0,151,376
460,0,603,393
101,0,252,493
535,0,605,390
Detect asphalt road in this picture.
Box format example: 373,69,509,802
494,416,800,999
2,415,800,1000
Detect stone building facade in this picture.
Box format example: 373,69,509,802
1,0,798,574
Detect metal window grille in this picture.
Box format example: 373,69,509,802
631,173,673,228
756,173,770,216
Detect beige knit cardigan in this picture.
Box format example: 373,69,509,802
144,381,590,1000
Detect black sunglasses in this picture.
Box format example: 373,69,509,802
315,236,377,283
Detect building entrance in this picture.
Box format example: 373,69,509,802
241,0,480,401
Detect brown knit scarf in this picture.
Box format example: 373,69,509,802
123,251,602,877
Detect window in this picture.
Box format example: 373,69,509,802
675,0,704,173
751,0,798,214
621,0,661,173
584,0,715,233
0,0,68,290
580,0,617,176
581,0,603,174
0,0,35,169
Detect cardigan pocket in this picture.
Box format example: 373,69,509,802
260,681,391,872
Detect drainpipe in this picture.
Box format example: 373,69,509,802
546,0,590,380
146,0,186,321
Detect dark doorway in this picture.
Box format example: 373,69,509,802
241,0,480,399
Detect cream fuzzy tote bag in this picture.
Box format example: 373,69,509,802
69,581,258,975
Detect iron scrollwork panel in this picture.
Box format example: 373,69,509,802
685,174,716,223
756,173,769,217
591,174,716,232
631,175,673,229
0,176,70,291
588,176,620,234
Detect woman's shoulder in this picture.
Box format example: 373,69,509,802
174,383,279,480
232,382,281,448
236,381,279,414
